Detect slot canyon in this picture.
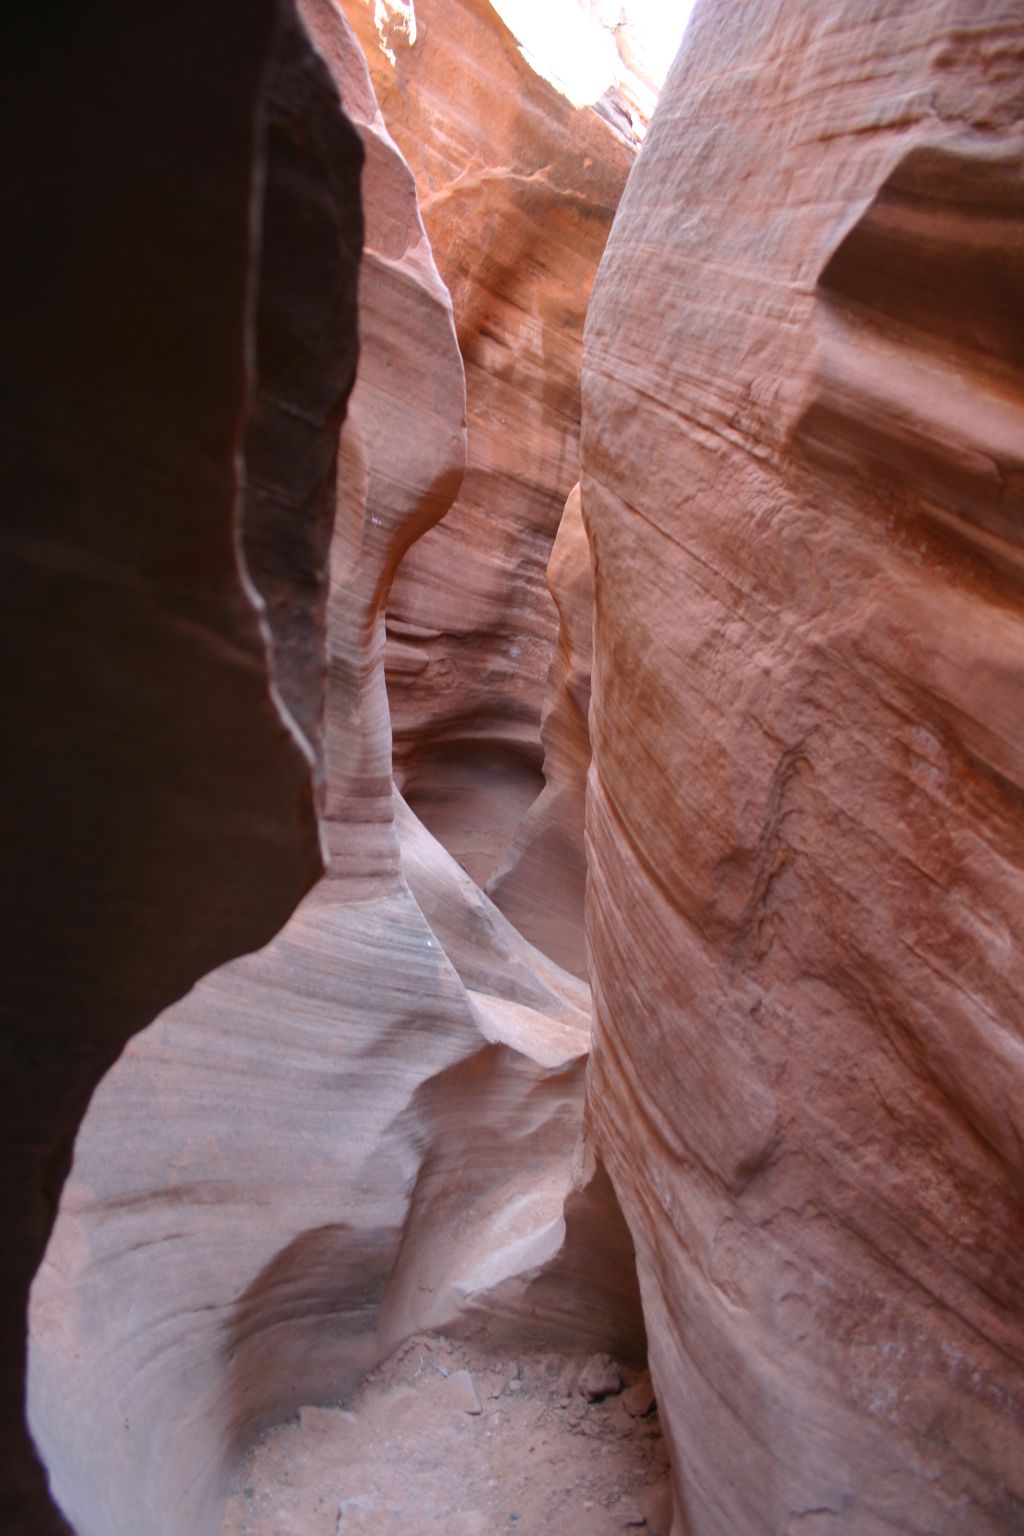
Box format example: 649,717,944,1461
2,1,1022,1534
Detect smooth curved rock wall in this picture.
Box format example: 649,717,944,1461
581,2,1024,1533
242,11,365,764
487,483,594,976
30,9,641,1533
2,3,362,1530
342,0,633,882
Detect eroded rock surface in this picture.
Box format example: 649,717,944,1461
242,10,365,763
29,10,640,1534
342,0,633,879
487,483,594,975
581,2,1024,1533
3,3,362,1530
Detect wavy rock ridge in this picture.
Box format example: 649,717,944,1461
341,0,633,896
487,483,595,976
13,1,1024,1533
3,2,362,1528
28,9,641,1535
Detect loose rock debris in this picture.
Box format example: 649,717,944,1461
223,1334,670,1536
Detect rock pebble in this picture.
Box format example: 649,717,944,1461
577,1354,624,1402
441,1369,482,1415
622,1374,656,1418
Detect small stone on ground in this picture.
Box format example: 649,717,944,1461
622,1373,656,1418
441,1368,482,1414
577,1352,625,1402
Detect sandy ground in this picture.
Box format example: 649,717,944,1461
223,1333,671,1536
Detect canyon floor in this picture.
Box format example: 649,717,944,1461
223,1333,670,1536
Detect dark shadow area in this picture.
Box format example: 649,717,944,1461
399,741,546,887
223,1223,399,1462
6,2,363,1529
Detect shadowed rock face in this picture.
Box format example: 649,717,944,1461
242,11,365,765
581,2,1024,1532
487,483,594,976
17,4,1019,1531
29,9,642,1534
2,2,362,1530
341,0,633,881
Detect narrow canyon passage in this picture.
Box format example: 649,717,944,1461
8,2,1024,1535
209,13,675,1523
25,3,676,1534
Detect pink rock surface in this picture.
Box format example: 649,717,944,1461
29,10,638,1534
341,0,633,880
577,1352,624,1402
242,11,366,765
581,3,1024,1533
26,8,459,1530
487,483,594,975
4,3,362,1530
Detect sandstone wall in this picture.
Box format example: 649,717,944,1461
581,2,1024,1532
29,10,640,1533
2,4,362,1529
487,483,595,976
342,0,633,884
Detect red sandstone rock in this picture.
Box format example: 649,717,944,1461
29,11,639,1535
341,0,633,881
581,3,1024,1533
577,1352,623,1402
448,1120,646,1371
242,12,365,764
487,483,594,974
26,8,458,1530
622,1374,656,1419
3,3,362,1530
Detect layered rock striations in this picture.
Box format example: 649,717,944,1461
2,3,362,1530
29,10,640,1534
18,5,1018,1532
342,0,634,882
487,483,594,976
581,2,1024,1533
242,9,366,763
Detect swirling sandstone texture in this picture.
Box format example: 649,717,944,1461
29,10,639,1535
487,484,594,976
341,0,634,882
582,3,1024,1533
242,9,366,765
3,4,362,1531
